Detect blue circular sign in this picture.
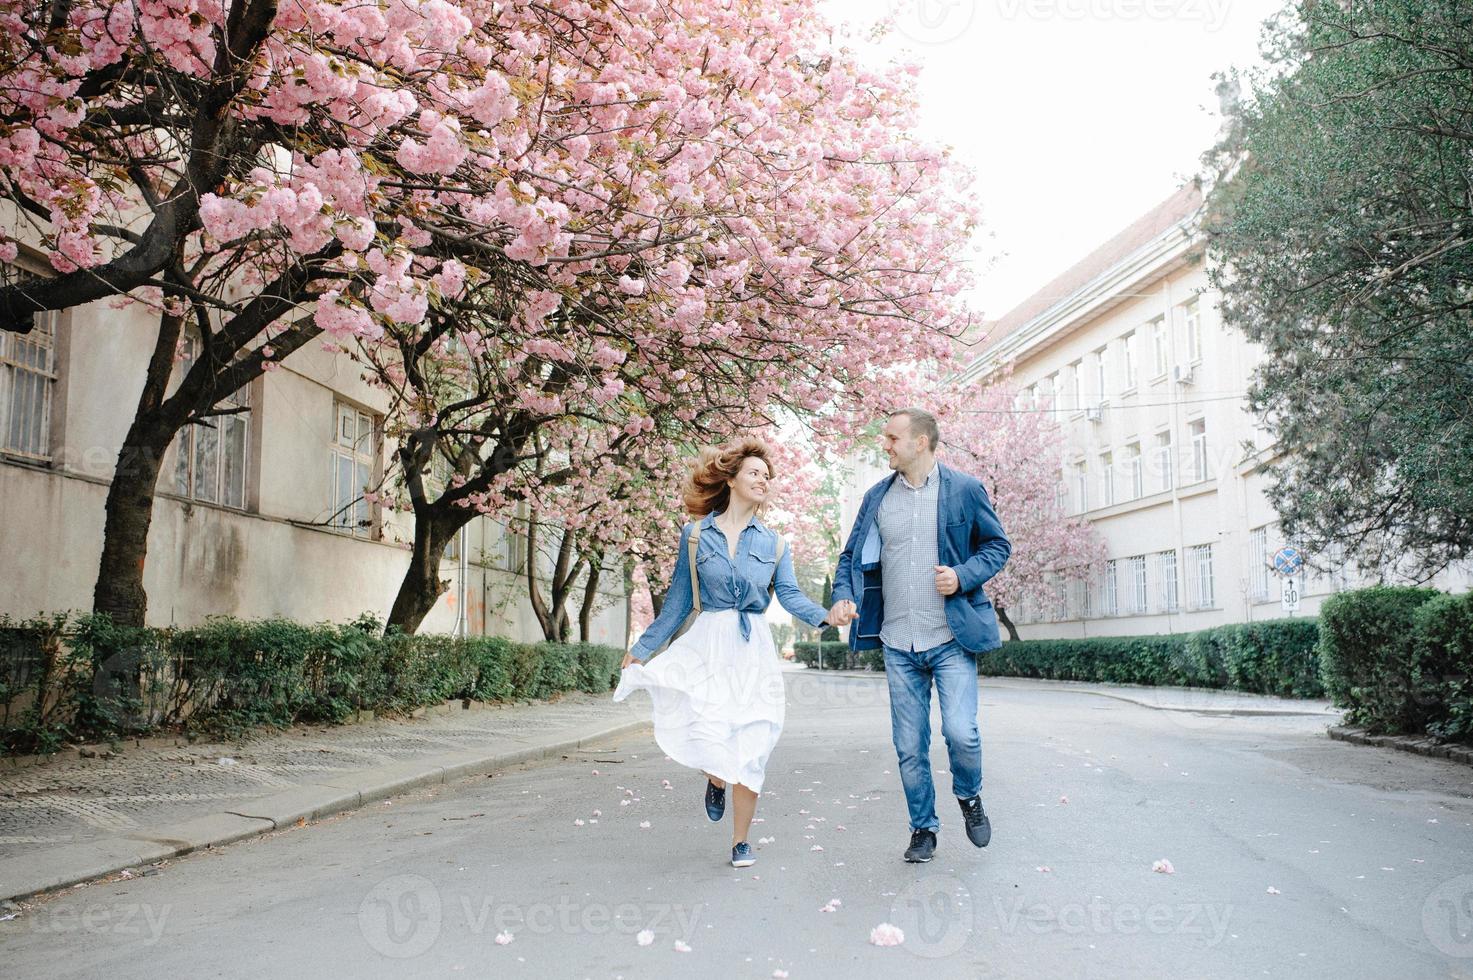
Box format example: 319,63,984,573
1272,546,1304,576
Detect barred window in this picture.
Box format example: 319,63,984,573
1125,555,1148,614
1187,544,1215,610
0,265,60,460
1156,550,1179,613
1102,559,1119,616
1249,526,1271,601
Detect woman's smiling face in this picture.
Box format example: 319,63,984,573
728,456,772,506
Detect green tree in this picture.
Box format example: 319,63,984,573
1204,0,1473,581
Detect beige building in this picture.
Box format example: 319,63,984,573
0,253,628,643
843,182,1469,640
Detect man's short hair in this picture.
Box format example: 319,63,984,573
890,408,940,451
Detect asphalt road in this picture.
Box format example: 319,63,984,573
4,671,1472,979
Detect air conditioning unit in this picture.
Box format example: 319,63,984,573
1172,363,1196,385
1084,404,1104,423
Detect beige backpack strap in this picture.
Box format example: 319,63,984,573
768,533,786,597
688,522,702,612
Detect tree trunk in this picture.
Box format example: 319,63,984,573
996,605,1020,643
526,515,584,642
385,506,472,635
92,305,189,628
579,553,602,643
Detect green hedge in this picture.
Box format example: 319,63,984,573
0,613,623,756
1315,586,1472,740
978,618,1324,698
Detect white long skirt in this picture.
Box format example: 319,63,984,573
612,609,785,793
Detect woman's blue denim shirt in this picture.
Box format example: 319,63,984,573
629,510,828,661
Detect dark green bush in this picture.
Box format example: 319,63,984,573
1415,591,1473,743
980,618,1323,696
1,613,624,756
1318,586,1441,732
792,641,861,670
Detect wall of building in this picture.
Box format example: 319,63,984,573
0,252,629,646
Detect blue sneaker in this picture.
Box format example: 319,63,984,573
731,841,756,868
704,779,725,821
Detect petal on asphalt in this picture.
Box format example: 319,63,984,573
673,940,692,953
636,929,655,946
1152,859,1175,874
495,931,514,945
869,923,905,946
1266,886,1281,894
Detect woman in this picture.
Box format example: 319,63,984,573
614,436,832,869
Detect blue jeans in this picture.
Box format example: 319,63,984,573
883,639,982,833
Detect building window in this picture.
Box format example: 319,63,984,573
492,517,523,572
1099,450,1114,507
1094,347,1108,403
1069,577,1087,619
1181,297,1202,363
1073,460,1088,514
1068,360,1083,412
1126,441,1143,499
1188,418,1208,483
1103,560,1119,616
1187,543,1215,609
1250,526,1270,601
1039,374,1055,420
1150,316,1168,377
0,266,59,460
1125,555,1148,614
1156,550,1179,612
1154,430,1173,491
331,401,378,537
1122,331,1138,390
172,332,250,509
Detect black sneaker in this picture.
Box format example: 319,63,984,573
957,794,992,847
903,828,937,863
705,779,726,822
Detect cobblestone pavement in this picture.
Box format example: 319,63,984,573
0,693,641,860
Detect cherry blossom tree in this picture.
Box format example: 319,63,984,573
0,0,979,636
938,376,1105,641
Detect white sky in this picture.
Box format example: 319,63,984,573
826,0,1285,319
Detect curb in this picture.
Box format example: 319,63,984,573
1328,725,1473,766
0,718,650,905
797,667,1338,718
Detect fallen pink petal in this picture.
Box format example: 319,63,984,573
1152,859,1175,874
869,923,905,947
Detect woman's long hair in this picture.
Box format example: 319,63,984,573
682,436,775,518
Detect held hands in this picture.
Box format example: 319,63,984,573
826,600,857,627
934,565,960,596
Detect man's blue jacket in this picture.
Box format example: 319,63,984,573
831,462,1012,654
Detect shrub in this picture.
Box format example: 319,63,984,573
1318,586,1441,732
1415,591,1473,743
1,613,625,756
979,618,1323,697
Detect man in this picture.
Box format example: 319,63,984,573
826,408,1011,863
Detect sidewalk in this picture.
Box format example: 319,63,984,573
0,692,647,904
793,664,1342,718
